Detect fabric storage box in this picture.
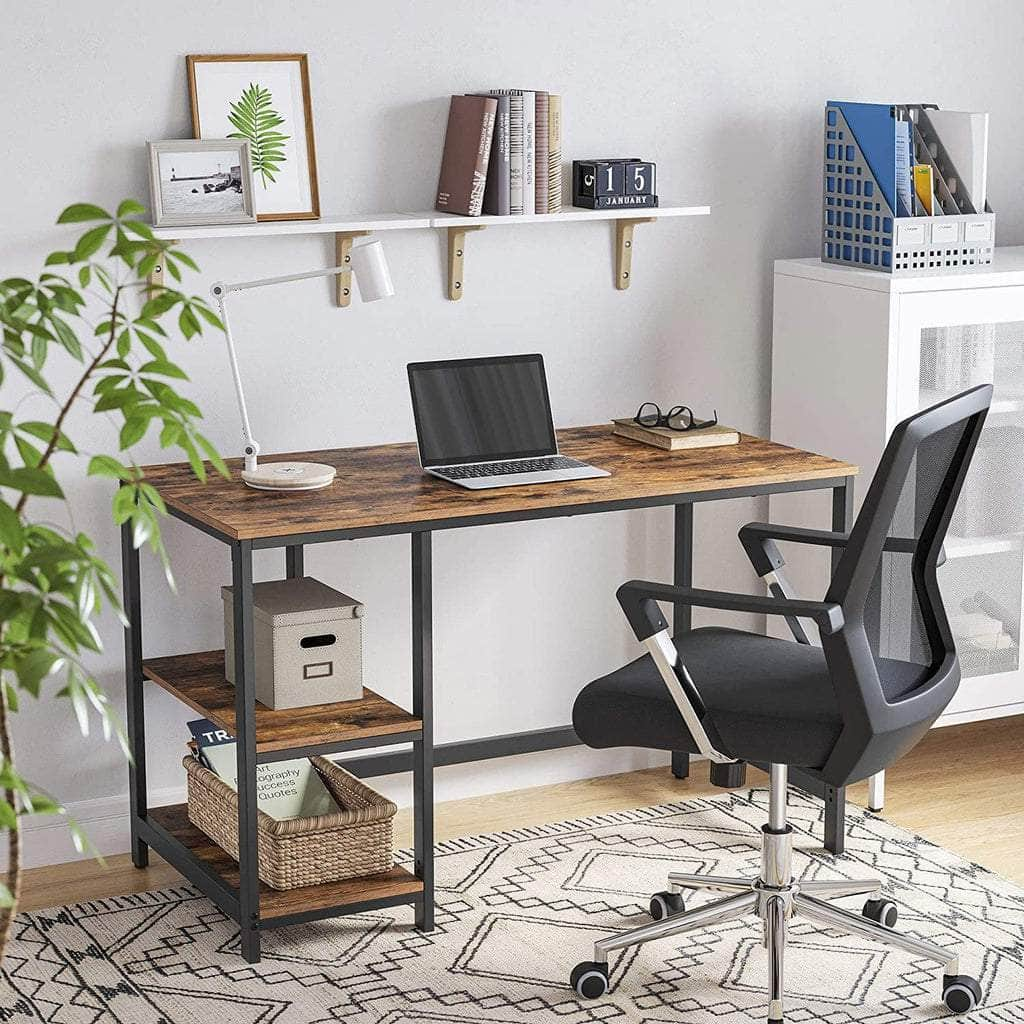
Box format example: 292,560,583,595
184,754,396,889
223,577,364,709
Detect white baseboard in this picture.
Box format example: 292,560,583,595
3,746,668,871
1,785,186,871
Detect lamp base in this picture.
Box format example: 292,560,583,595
241,461,337,491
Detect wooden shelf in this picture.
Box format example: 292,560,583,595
148,803,421,920
142,650,421,756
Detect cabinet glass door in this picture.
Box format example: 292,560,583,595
898,287,1024,719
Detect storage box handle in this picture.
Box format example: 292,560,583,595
300,633,337,649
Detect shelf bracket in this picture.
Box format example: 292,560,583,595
335,230,372,307
147,241,177,297
447,225,486,300
615,217,656,290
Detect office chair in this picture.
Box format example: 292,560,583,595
569,385,992,1021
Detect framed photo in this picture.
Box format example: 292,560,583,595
187,53,320,222
147,139,257,228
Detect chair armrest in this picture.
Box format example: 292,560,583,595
615,580,845,641
738,522,940,577
738,523,849,576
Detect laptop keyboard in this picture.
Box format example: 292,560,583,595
438,456,586,480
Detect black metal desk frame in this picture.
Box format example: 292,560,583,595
122,472,855,963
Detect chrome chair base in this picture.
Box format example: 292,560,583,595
569,766,982,1020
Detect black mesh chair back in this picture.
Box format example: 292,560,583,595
819,384,991,784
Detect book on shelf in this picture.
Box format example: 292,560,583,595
534,90,549,214
521,90,536,214
611,418,740,451
474,93,510,215
547,94,562,213
436,94,497,217
488,89,524,214
187,718,338,821
479,88,562,215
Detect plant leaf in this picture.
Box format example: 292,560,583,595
73,224,112,262
116,199,146,218
119,417,149,449
87,454,133,480
57,203,110,223
0,466,63,498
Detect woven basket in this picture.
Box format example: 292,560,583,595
183,755,397,890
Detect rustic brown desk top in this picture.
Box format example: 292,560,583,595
142,425,858,542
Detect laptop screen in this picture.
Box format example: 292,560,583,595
408,354,557,467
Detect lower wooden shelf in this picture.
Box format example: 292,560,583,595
148,803,422,921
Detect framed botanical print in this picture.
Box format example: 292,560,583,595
187,53,320,222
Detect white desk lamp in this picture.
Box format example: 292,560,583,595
211,239,394,491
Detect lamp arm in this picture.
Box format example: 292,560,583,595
208,248,389,477
212,282,261,473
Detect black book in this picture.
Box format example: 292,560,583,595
469,93,510,214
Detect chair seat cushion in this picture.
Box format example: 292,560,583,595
572,627,924,769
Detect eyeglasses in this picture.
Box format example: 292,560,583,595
634,403,719,432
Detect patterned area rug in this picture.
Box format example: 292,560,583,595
3,789,1023,1022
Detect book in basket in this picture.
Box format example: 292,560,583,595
612,418,740,452
187,718,337,821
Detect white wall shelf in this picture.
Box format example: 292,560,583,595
149,201,710,304
150,213,432,241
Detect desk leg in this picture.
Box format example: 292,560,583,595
412,531,435,931
674,504,747,788
823,476,856,856
121,523,148,869
232,540,261,963
285,544,304,579
671,504,692,780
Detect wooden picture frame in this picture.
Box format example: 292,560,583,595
147,139,257,228
187,53,320,222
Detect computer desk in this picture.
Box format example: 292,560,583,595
130,426,858,962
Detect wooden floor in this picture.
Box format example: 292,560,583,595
19,716,1023,914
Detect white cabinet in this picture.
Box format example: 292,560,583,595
771,247,1024,726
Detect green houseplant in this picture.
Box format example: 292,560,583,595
0,199,227,957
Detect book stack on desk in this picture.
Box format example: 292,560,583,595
612,418,740,452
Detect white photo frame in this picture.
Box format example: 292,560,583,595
148,139,256,228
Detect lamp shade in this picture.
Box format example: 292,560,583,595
350,239,394,302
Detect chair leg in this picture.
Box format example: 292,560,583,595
765,895,786,1023
668,872,752,894
592,890,757,964
797,878,882,899
795,893,958,974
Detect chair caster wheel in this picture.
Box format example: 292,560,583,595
942,974,982,1013
570,960,608,999
862,897,898,928
650,890,686,921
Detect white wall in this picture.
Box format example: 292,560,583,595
4,0,1024,866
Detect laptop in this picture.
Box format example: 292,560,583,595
407,354,610,489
